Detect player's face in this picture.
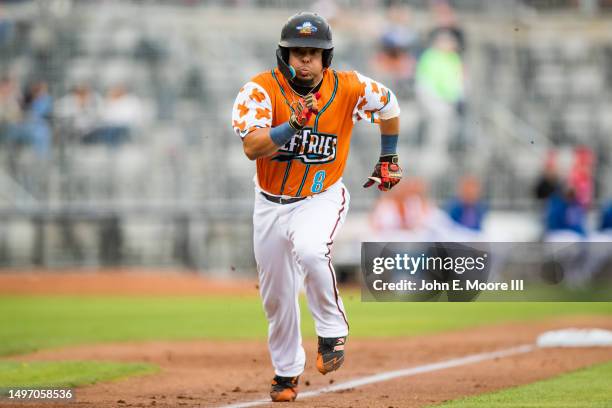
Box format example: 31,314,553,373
289,47,324,86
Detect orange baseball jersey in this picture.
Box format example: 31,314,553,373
232,68,400,197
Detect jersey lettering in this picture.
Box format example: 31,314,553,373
274,128,337,164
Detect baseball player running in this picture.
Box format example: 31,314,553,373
232,12,402,403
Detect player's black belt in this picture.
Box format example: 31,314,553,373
261,192,308,205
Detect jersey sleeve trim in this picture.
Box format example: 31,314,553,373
352,71,400,124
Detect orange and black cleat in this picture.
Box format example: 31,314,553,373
316,336,346,375
270,375,299,402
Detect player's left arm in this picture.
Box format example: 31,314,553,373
363,116,402,191
352,72,402,191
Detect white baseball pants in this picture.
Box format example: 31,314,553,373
253,179,350,377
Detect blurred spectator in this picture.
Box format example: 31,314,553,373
83,84,145,145
54,83,102,142
568,146,595,208
446,176,487,231
599,200,612,232
415,31,464,178
544,187,587,240
580,200,612,284
370,177,432,232
371,3,419,99
8,80,53,158
533,150,561,201
428,0,466,54
416,32,464,107
101,84,145,128
369,177,462,242
0,76,21,142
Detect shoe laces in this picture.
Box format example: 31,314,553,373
272,375,298,387
318,336,346,353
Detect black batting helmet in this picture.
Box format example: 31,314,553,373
276,12,334,81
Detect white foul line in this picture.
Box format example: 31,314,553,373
219,344,535,408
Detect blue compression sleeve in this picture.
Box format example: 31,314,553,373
381,134,398,155
269,122,296,147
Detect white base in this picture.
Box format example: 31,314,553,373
537,329,612,348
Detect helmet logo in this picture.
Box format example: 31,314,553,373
296,21,318,36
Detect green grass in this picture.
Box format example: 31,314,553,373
0,295,270,356
0,293,610,357
345,299,612,337
0,360,157,391
0,295,610,397
436,361,612,407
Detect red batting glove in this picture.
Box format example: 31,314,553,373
363,154,403,191
289,92,321,130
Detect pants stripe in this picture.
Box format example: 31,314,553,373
324,187,349,331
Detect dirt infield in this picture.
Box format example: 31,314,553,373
0,270,259,296
1,272,612,408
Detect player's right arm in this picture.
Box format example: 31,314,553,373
232,81,275,160
232,81,317,161
242,129,278,160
